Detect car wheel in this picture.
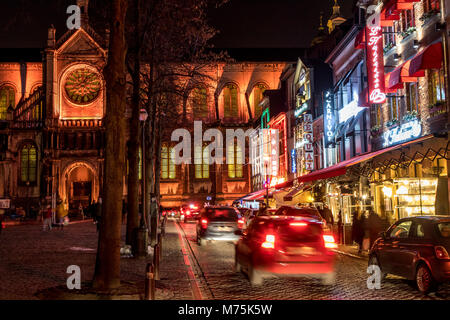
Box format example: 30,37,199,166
416,264,436,294
248,265,263,286
321,272,336,286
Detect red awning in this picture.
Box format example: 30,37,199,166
387,60,423,89
409,41,443,77
385,71,403,91
297,135,433,183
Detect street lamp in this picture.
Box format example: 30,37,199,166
135,108,149,258
139,108,148,227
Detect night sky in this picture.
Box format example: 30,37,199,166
0,0,355,49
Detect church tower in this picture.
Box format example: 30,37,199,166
327,0,346,33
311,13,328,46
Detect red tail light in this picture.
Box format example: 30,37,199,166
323,234,337,249
290,222,307,227
261,234,275,249
435,246,450,259
238,218,245,228
201,219,208,229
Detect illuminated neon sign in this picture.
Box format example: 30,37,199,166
365,26,386,104
291,149,297,173
383,119,422,147
323,91,336,148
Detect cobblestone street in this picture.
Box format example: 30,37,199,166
178,220,450,300
1,219,449,300
0,220,195,300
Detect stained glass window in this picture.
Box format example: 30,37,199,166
20,144,37,183
195,146,209,179
227,143,243,178
0,86,15,120
252,83,267,119
223,83,239,119
161,145,176,179
192,86,208,119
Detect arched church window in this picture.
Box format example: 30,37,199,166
20,143,37,184
0,85,15,120
192,86,208,119
252,83,268,119
223,83,239,119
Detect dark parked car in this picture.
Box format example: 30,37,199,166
235,214,337,286
196,206,244,245
369,216,450,294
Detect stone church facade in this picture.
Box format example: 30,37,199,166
0,14,293,214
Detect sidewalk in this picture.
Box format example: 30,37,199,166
0,219,198,300
333,244,369,260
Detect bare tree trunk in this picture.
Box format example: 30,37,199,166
126,0,141,247
93,0,128,290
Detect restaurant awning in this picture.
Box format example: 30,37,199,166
297,134,433,183
283,183,312,202
409,41,443,77
387,60,423,90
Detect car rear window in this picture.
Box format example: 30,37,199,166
249,219,322,242
437,222,450,238
276,223,323,242
277,207,321,219
205,208,238,221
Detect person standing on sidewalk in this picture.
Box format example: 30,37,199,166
78,202,85,220
43,205,52,231
351,209,363,254
337,210,343,244
56,200,67,230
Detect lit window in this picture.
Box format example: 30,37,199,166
252,83,267,119
228,143,243,178
223,83,239,119
423,0,439,13
0,86,15,120
194,146,209,179
428,69,446,105
387,95,399,120
401,9,415,31
406,83,419,112
161,145,176,179
20,144,37,183
192,86,208,119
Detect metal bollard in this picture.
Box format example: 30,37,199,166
144,263,155,300
153,243,160,280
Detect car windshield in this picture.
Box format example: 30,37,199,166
276,207,321,219
205,208,239,221
437,222,450,238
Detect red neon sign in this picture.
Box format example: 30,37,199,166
365,26,386,104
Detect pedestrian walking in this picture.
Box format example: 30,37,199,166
78,202,85,220
337,210,343,244
361,211,370,252
56,200,67,230
43,205,52,231
351,209,364,254
322,204,334,226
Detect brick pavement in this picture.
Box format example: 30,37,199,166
0,220,196,300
